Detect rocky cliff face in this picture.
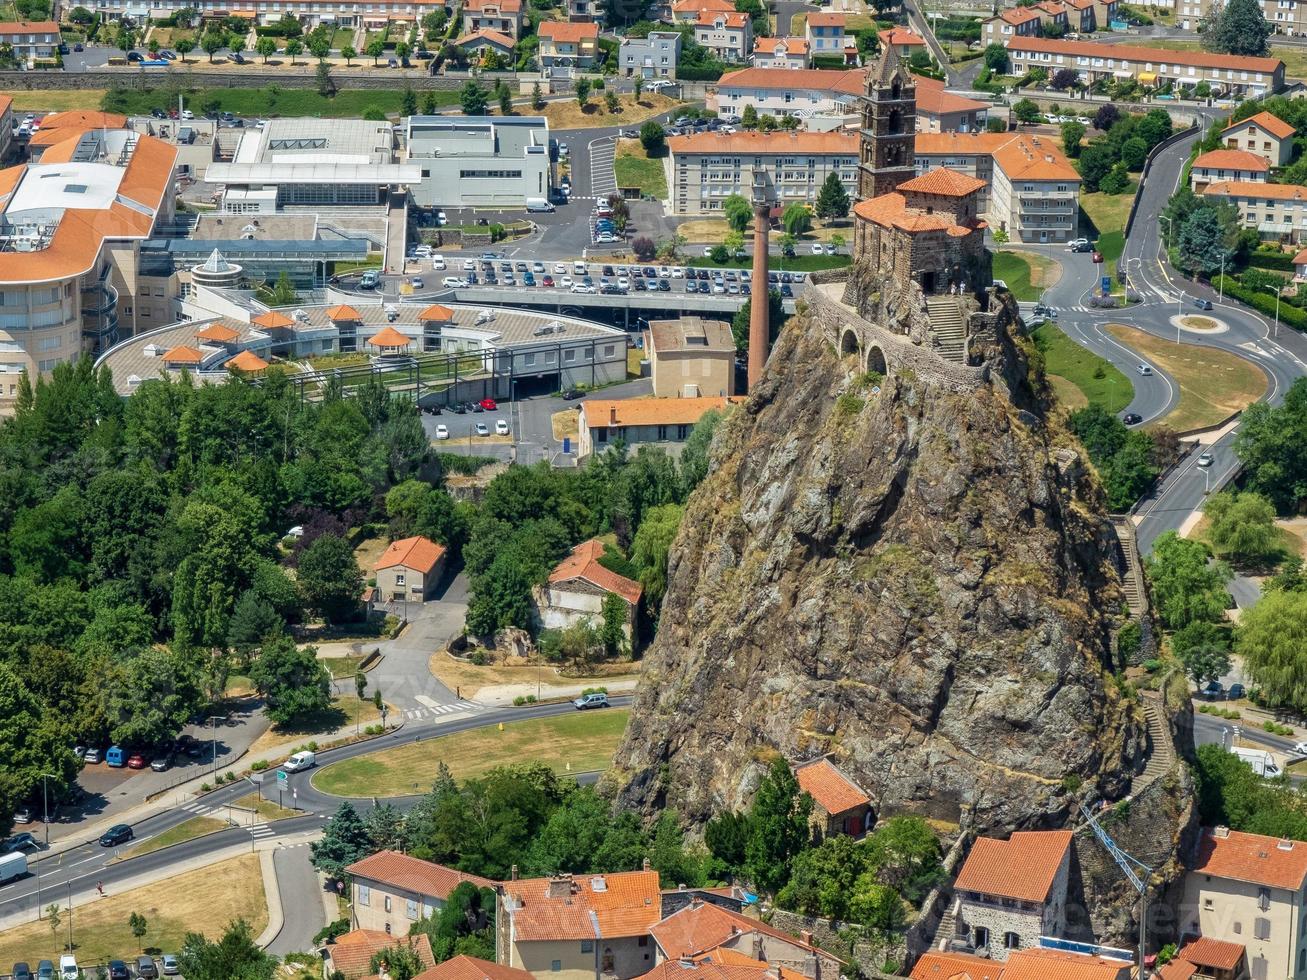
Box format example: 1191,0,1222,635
613,302,1150,837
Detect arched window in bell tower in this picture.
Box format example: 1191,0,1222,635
891,79,902,100
888,108,902,134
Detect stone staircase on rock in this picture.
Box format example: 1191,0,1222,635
924,297,967,363
1128,693,1175,798
1111,518,1148,620
930,898,961,952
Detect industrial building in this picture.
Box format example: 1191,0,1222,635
405,115,552,208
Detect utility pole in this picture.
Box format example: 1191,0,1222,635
40,773,56,847
1080,803,1152,979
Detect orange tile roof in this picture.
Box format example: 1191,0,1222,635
1035,0,1068,15
716,66,864,95
1000,949,1131,980
1224,110,1296,140
899,167,987,197
997,6,1043,24
40,110,128,131
582,395,743,429
991,134,1080,181
163,345,203,365
0,164,21,206
548,538,643,605
794,758,870,815
853,191,983,236
670,129,856,156
374,537,448,575
27,128,79,148
1294,247,1307,264
464,0,522,11
252,310,295,329
650,899,831,961
672,0,733,11
0,20,58,33
914,131,1032,154
1204,180,1305,199
1194,148,1270,172
1194,827,1307,890
1007,34,1283,72
953,830,1072,903
635,957,802,980
330,929,436,980
325,304,362,321
226,350,269,373
1156,960,1198,980
368,325,414,348
117,135,179,213
539,20,599,40
414,956,536,980
457,29,517,47
806,11,846,26
346,850,496,897
504,870,662,941
879,27,925,46
912,75,987,116
419,303,455,320
754,36,808,55
1175,936,1244,972
195,322,240,343
696,10,749,26
910,951,1001,980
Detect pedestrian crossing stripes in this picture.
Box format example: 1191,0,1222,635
403,700,474,720
179,802,212,815
250,824,276,838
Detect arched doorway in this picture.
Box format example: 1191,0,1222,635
866,345,887,376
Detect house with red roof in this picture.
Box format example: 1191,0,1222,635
374,536,449,603
346,851,497,937
1182,826,1307,980
946,830,1074,961
649,898,841,979
1190,149,1270,193
536,539,643,645
325,928,438,980
793,757,872,838
1222,111,1296,168
415,956,537,980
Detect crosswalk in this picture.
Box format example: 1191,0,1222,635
250,823,276,840
402,697,477,721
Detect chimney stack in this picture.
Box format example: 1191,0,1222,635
609,406,618,426
643,857,651,871
511,864,519,881
747,171,771,390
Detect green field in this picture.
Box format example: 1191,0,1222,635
1080,188,1135,270
101,85,459,118
615,146,668,199
312,708,630,798
119,816,226,860
1032,322,1134,413
992,251,1051,302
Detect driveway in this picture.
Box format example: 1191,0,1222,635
365,572,471,719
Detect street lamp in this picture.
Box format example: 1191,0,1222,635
208,715,224,779
1261,283,1282,338
1176,290,1185,343
40,773,57,847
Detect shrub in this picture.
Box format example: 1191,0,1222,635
1061,773,1082,792
314,918,351,945
1264,720,1294,735
581,686,608,696
513,695,526,706
251,759,269,772
1142,658,1163,672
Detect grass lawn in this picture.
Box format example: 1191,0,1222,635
118,816,227,861
1080,189,1135,267
552,408,580,441
321,654,368,679
1,89,107,111
101,86,458,119
993,250,1060,302
615,140,668,199
312,708,631,797
245,694,384,757
538,92,681,130
353,535,389,575
1032,322,1135,413
1106,323,1268,431
234,791,299,821
0,854,265,966
225,674,254,696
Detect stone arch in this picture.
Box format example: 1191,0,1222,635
866,344,888,377
840,328,860,358
891,79,902,100
888,107,903,134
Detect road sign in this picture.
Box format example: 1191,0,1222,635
1101,276,1111,295
251,773,263,785
277,769,288,784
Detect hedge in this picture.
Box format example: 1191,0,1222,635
677,63,725,80
1215,273,1307,330
1249,250,1296,272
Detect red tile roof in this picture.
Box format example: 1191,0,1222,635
1000,949,1131,980
329,930,437,980
413,956,535,980
1204,180,1301,200
899,167,988,198
419,303,455,320
912,75,987,117
581,395,742,428
457,29,517,48
806,11,846,26
997,7,1043,25
0,20,58,33
1155,961,1197,980
252,310,295,329
1006,34,1283,72
794,758,870,815
1224,110,1296,140
669,130,857,155
910,951,1000,980
1175,936,1244,972
754,36,808,55
504,870,662,941
548,538,643,605
345,850,496,898
953,830,1072,903
1193,148,1270,172
651,900,830,961
852,191,984,236
374,536,448,575
163,345,203,365
1294,247,1307,265
879,27,925,47
696,10,749,27
368,325,414,348
1193,827,1307,890
635,955,806,980
195,322,240,343
539,20,599,40
716,66,864,95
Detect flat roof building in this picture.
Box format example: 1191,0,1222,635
405,115,552,208
645,316,735,397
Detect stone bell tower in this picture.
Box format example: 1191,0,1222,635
858,43,917,201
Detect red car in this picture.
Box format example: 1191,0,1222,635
126,753,147,770
479,397,497,411
542,275,555,287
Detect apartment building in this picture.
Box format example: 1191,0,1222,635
805,12,855,63
462,0,524,39
667,129,859,215
982,0,1117,44
1004,37,1285,96
620,30,682,77
1222,110,1296,167
1191,148,1270,192
1182,826,1307,980
538,21,600,67
644,316,735,397
0,127,177,412
914,75,988,133
0,21,60,63
752,36,808,68
695,11,752,62
914,131,1081,242
710,66,864,118
1174,0,1307,34
982,7,1047,47
93,0,446,28
1203,179,1307,242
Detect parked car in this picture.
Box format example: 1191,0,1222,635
435,423,449,440
495,419,509,435
562,387,583,400
411,276,424,289
12,806,31,824
1200,681,1225,700
59,955,77,980
99,824,133,847
13,963,32,980
108,961,130,980
83,747,102,764
283,750,315,773
1067,238,1090,251
3,833,39,854
1294,741,1307,756
1197,451,1214,468
36,961,54,980
150,750,174,772
1194,297,1214,310
136,956,159,979
1227,683,1246,700
441,277,468,288
161,954,180,976
573,692,609,710
127,753,147,770
1091,250,1104,263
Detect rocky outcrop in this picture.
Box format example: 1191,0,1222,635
612,301,1153,839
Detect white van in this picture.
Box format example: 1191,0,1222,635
60,954,78,979
431,255,446,270
573,260,587,275
526,197,555,213
283,750,316,772
0,851,26,885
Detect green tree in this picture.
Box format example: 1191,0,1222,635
781,202,812,237
229,35,246,61
130,911,148,951
1078,142,1115,192
633,76,644,99
731,290,785,353
499,83,513,115
679,409,725,494
116,25,136,58
599,592,629,657
1013,97,1041,124
709,243,729,265
639,119,666,155
0,664,77,834
1234,379,1307,512
370,944,425,980
460,79,488,115
704,809,749,874
311,801,373,880
983,41,1010,73
604,89,620,112
176,37,195,61
297,533,363,622
1138,107,1173,148
396,40,412,62
723,229,745,257
248,634,331,725
1177,206,1232,278
202,30,227,62
402,87,418,116
1205,491,1282,566
341,43,357,65
576,77,592,108
740,103,759,130
227,590,284,657
744,758,812,893
284,36,303,64
1060,120,1086,158
723,193,752,232
177,919,277,980
630,504,683,612
367,37,385,65
255,36,276,62
1144,531,1233,629
1121,136,1149,171
308,35,329,61
814,171,850,220
776,832,870,920
1178,640,1232,687
1202,0,1273,56
104,649,202,748
1099,162,1131,194
1237,588,1307,714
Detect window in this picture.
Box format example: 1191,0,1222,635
407,899,419,920
1004,932,1020,950
581,941,594,953
1255,917,1271,940
384,896,393,912
1259,887,1271,911
396,573,406,586
551,962,562,973
638,937,648,948
358,885,371,906
973,927,990,949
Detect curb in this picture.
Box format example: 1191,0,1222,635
255,848,284,949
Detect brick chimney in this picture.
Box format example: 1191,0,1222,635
547,874,573,899
747,170,771,390
511,864,519,881
609,406,618,426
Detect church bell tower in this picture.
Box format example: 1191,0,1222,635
858,44,917,200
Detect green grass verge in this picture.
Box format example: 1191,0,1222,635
118,816,227,860
322,654,368,679
312,708,630,798
686,254,851,271
614,152,668,199
1098,230,1125,269
1032,322,1134,413
102,85,459,118
992,251,1042,302
233,791,300,821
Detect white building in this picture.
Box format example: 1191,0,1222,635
695,10,752,62
536,538,642,644
405,115,551,208
621,30,683,78
710,66,864,119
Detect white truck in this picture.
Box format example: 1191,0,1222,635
283,750,316,772
1232,746,1282,779
0,851,27,885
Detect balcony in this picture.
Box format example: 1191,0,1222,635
81,281,118,317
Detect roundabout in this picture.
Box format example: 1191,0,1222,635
1171,313,1230,335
